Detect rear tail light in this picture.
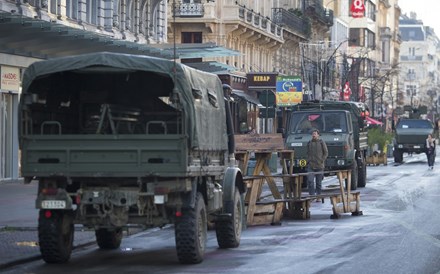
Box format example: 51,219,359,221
41,188,58,195
44,210,52,218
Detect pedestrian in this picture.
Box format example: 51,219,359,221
426,133,436,169
307,129,328,202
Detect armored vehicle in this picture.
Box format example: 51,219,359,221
283,100,369,189
19,52,245,264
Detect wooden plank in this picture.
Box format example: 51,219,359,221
235,151,250,175
234,133,285,152
245,178,263,225
251,215,276,226
254,203,276,214
261,161,281,199
249,202,284,226
273,202,284,224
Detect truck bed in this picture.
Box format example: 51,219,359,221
21,134,188,178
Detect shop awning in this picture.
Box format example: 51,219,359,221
185,61,237,73
366,116,383,125
0,11,240,60
232,90,262,106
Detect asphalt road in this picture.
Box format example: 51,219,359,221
2,153,440,274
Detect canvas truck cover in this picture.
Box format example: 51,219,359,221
20,52,228,150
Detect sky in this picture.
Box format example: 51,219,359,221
398,0,440,35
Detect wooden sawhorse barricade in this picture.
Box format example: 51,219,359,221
282,169,363,220
234,133,287,226
319,171,363,219
235,134,363,225
240,151,285,226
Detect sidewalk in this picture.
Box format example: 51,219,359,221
0,179,96,269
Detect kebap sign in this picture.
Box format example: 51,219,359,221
275,76,302,106
1,66,20,93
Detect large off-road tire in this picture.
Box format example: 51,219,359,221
38,210,74,263
95,228,123,249
357,157,367,188
215,187,242,248
346,160,358,190
175,192,207,264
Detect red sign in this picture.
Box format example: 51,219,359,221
351,0,365,18
343,82,351,101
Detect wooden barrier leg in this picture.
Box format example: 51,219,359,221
345,171,351,212
337,171,347,212
246,178,263,225
330,196,340,219
272,202,284,225
262,164,281,199
351,192,363,216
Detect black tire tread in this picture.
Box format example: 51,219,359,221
38,210,74,264
175,192,206,264
216,187,242,248
357,158,367,188
95,228,123,249
346,160,358,190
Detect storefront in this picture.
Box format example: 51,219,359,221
0,64,21,179
247,72,278,133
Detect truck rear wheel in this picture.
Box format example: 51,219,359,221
95,228,123,249
357,157,367,188
215,187,242,248
346,160,358,190
38,210,74,263
175,192,207,264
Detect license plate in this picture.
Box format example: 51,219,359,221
290,143,303,147
414,146,420,149
41,200,66,209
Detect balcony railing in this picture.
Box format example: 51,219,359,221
174,3,204,17
272,8,310,37
304,0,333,26
237,5,282,38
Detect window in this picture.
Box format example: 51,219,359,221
182,32,202,43
66,0,78,19
406,85,417,97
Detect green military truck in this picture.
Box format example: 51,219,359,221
392,118,435,163
19,52,245,264
282,100,369,189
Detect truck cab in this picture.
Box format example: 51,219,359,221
282,100,369,190
393,118,434,163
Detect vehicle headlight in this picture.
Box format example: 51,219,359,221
337,160,345,165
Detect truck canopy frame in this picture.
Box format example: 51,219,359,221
20,52,228,151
